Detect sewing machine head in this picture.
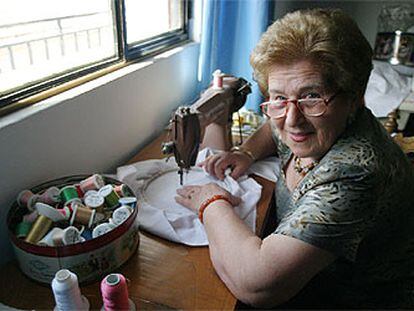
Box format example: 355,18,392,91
162,72,251,184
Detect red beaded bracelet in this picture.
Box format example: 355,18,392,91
198,194,233,224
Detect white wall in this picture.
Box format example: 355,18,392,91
0,43,200,267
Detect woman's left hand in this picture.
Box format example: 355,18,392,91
175,183,241,213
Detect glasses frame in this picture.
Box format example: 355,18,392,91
260,91,340,119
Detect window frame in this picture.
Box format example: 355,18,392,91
0,0,190,113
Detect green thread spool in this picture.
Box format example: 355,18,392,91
15,222,32,239
98,185,120,210
60,185,79,203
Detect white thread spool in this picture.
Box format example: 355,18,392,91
51,269,89,311
112,205,133,226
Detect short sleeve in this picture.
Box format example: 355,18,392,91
274,165,378,262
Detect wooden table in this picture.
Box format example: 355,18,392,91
0,131,275,310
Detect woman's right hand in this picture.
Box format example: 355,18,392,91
198,151,254,180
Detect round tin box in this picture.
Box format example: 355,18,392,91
7,175,139,285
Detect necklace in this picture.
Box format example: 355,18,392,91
293,155,319,176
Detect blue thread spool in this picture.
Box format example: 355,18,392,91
118,197,137,209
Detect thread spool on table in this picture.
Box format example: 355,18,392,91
52,269,89,311
101,273,135,311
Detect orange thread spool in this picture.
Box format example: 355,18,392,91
70,203,96,228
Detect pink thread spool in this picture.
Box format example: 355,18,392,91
101,274,135,311
23,210,39,224
17,190,38,211
79,174,105,192
213,69,223,89
113,184,126,197
38,187,61,205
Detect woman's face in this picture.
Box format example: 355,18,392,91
268,60,356,161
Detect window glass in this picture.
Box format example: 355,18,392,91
0,0,117,96
125,0,184,45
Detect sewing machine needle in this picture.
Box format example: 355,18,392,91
179,168,183,186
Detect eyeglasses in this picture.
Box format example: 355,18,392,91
260,91,340,119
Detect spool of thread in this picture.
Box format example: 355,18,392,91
74,184,84,198
99,185,120,210
84,190,99,198
101,273,135,311
80,174,105,192
81,228,93,241
70,203,96,228
212,69,223,89
38,227,62,246
84,194,105,213
17,190,39,211
53,226,82,246
15,221,32,239
118,197,137,209
92,222,116,239
52,269,89,311
35,202,70,222
60,186,79,203
38,187,61,205
22,210,40,223
112,206,132,226
25,215,53,244
113,184,129,198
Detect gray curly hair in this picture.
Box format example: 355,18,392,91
250,8,373,98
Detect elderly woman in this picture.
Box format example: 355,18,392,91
175,8,414,309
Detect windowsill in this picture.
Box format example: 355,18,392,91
0,41,199,130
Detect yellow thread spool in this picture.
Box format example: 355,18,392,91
25,215,53,244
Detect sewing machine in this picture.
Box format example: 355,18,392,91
162,72,251,184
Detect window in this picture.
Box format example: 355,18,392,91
0,0,188,111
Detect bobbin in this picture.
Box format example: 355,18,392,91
22,210,39,223
39,187,61,205
84,194,105,213
79,174,105,192
111,205,133,226
38,227,63,246
53,226,83,246
84,190,99,198
92,222,116,238
17,190,38,211
70,202,96,228
60,186,79,203
25,215,53,244
118,197,137,209
98,185,120,210
35,202,70,222
15,221,32,239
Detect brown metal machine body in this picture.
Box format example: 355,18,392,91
162,75,251,183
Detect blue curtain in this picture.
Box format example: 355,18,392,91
197,0,273,112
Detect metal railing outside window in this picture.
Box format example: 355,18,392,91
0,0,188,113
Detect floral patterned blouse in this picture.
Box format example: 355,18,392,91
272,107,414,308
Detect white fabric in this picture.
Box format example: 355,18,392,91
116,148,273,246
365,60,412,117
